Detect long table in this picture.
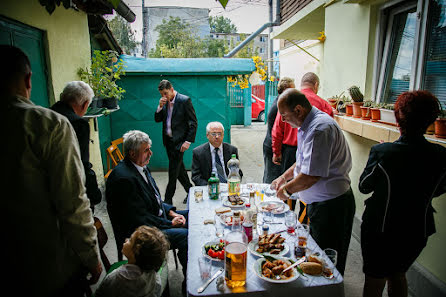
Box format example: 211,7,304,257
186,184,345,297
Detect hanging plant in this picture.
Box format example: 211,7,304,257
227,56,271,89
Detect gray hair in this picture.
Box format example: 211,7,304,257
60,81,94,106
123,130,152,156
277,77,295,95
206,121,225,133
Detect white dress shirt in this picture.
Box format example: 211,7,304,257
209,143,227,179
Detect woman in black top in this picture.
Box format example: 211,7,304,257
359,91,446,297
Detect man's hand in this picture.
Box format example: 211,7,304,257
276,184,289,201
270,175,286,191
180,142,190,152
88,262,103,284
172,216,186,228
159,97,168,108
272,153,282,165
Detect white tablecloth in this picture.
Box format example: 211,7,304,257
186,184,345,297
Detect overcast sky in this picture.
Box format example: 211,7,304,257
116,0,270,42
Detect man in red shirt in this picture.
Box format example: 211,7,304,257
271,72,333,215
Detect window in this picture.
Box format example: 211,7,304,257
375,0,446,108
210,34,214,38
260,36,266,42
259,48,264,53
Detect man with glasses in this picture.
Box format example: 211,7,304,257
191,121,242,186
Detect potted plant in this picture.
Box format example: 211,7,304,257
348,85,364,118
78,50,126,110
328,92,344,110
360,100,373,120
379,103,397,126
434,108,446,139
370,102,384,122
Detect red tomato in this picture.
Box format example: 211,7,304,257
217,250,224,260
208,249,215,258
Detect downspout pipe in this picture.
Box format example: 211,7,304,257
115,0,136,23
224,0,280,58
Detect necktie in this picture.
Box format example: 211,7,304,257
143,168,166,218
214,147,227,183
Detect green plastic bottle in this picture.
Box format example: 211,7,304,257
208,171,220,200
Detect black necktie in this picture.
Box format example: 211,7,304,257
214,147,227,183
143,168,166,218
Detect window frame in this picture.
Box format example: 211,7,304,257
375,0,422,104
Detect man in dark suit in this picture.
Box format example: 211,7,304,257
192,121,242,186
155,80,198,205
51,81,102,210
105,130,188,284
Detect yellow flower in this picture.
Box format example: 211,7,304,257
318,31,326,42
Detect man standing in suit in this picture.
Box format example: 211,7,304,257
191,121,242,186
155,80,198,204
51,81,102,211
106,130,188,288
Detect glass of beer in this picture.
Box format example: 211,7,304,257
323,248,337,279
224,241,247,288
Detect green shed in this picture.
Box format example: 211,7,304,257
98,56,255,171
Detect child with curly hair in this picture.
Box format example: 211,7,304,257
95,225,170,297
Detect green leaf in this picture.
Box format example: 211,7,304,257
263,255,277,262
218,0,229,9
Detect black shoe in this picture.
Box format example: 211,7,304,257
183,196,188,204
182,279,187,294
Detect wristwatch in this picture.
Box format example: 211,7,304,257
282,187,292,198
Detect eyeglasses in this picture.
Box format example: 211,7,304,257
209,132,223,137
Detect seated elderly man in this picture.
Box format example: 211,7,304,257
106,130,188,288
191,121,242,185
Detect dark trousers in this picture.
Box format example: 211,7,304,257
281,144,297,173
165,138,192,204
262,144,282,183
307,188,355,276
163,209,189,278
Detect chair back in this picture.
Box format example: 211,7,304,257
94,217,111,271
105,138,124,179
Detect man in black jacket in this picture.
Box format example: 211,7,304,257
155,80,198,205
51,81,102,210
105,130,188,280
192,121,242,186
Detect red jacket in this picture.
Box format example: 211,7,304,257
271,88,334,156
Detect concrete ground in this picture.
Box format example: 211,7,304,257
92,121,386,297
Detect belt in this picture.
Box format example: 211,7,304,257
309,187,353,207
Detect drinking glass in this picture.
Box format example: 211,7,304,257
323,248,338,279
297,224,309,248
262,211,272,224
198,256,212,280
284,211,297,235
214,215,224,238
194,188,203,202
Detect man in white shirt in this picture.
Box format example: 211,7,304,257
271,88,355,275
191,122,242,186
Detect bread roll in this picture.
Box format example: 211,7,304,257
215,207,231,214
299,262,322,275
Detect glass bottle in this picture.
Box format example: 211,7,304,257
227,154,241,196
208,171,220,200
224,210,248,288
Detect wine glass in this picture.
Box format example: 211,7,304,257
284,211,297,235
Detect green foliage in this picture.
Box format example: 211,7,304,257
382,103,395,110
363,100,373,107
230,34,259,58
78,50,126,100
149,16,228,58
107,15,139,54
209,16,237,33
348,85,364,102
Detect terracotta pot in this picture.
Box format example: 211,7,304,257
345,104,353,116
370,108,381,122
426,122,435,135
360,106,371,120
352,102,364,118
328,98,338,109
435,118,446,139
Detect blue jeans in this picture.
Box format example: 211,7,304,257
163,209,188,276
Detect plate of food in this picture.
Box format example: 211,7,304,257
259,201,289,214
202,239,226,261
248,233,289,257
223,194,246,208
219,212,245,226
254,256,300,283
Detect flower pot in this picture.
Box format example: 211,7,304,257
103,97,118,109
426,122,435,135
90,97,104,108
345,104,353,116
434,118,446,139
379,108,397,126
360,106,371,120
328,98,338,109
370,108,381,122
352,102,364,118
